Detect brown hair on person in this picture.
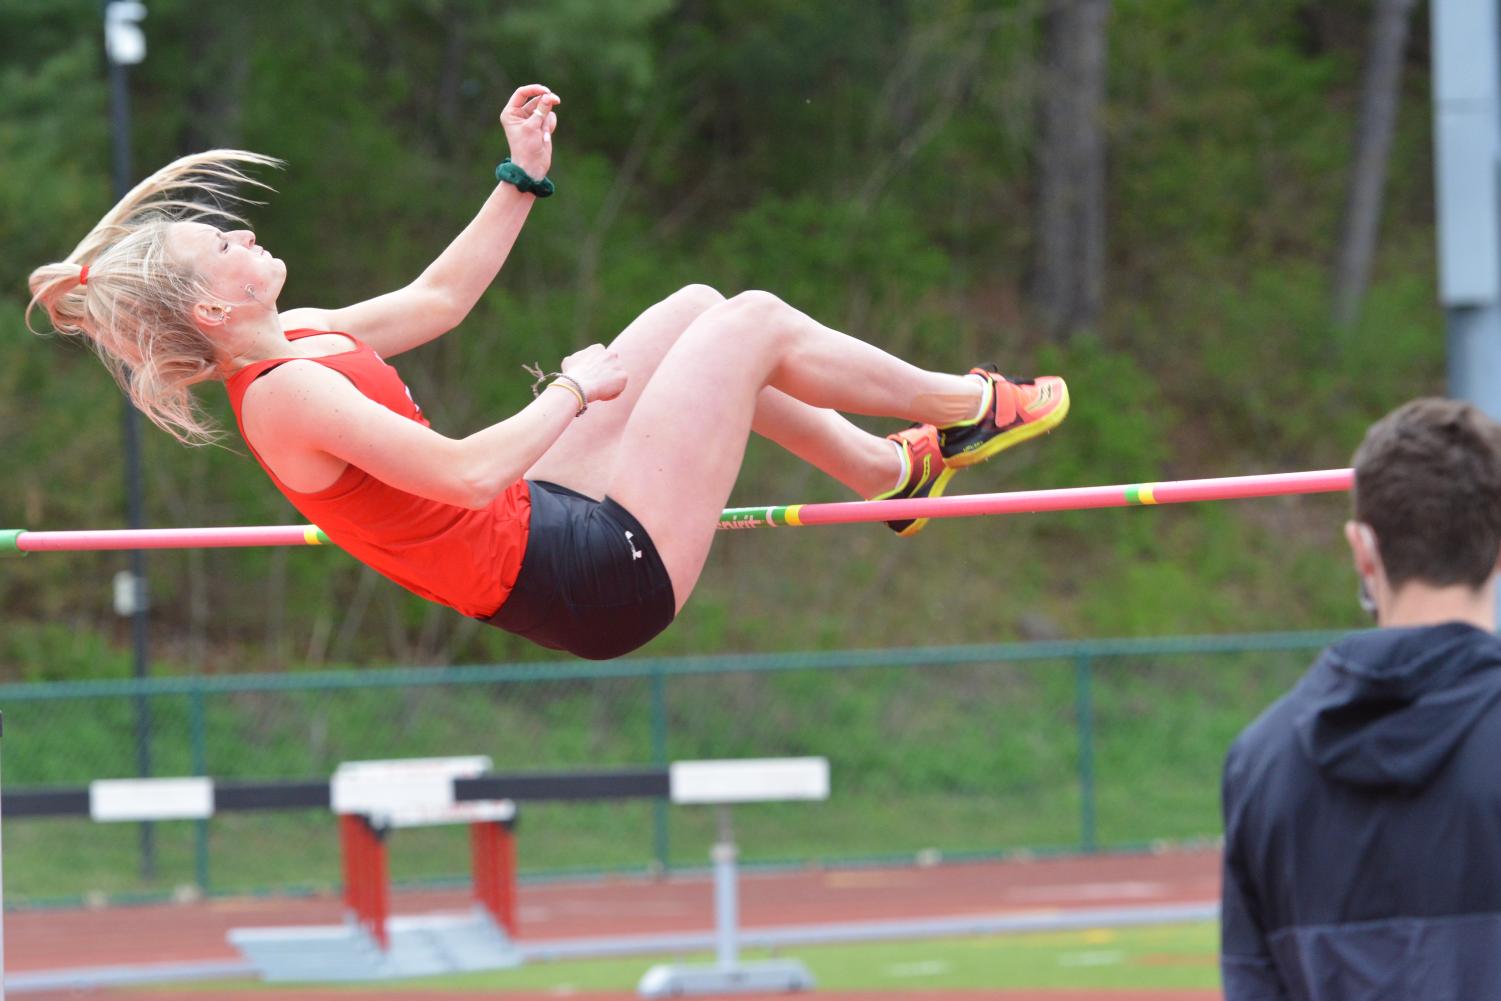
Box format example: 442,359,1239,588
1352,397,1501,589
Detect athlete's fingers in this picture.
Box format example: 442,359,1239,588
531,93,559,122
507,84,550,111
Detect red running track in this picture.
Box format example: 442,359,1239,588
7,849,1220,974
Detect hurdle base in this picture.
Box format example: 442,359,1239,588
637,959,815,997
229,906,520,982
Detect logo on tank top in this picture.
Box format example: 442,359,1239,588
624,531,644,561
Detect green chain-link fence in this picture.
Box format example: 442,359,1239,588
0,630,1345,906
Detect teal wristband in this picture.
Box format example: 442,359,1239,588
495,158,555,198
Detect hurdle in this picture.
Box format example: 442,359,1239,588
231,756,521,981
334,757,519,949
0,469,1356,553
453,756,832,996
634,758,830,998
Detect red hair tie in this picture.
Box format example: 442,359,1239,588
78,264,89,287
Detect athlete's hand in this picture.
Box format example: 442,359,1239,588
560,344,626,404
500,84,560,180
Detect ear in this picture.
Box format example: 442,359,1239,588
1345,520,1377,577
191,301,229,329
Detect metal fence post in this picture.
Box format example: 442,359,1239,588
650,667,670,872
1074,655,1097,853
190,686,210,892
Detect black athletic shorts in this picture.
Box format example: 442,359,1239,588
479,480,676,660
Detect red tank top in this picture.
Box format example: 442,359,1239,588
224,329,530,618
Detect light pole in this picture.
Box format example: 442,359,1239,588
1430,0,1501,628
103,0,155,882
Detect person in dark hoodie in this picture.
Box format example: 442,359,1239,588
1221,397,1501,1000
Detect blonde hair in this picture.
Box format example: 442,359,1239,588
26,150,284,444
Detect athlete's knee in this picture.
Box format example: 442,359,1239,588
670,283,725,314
718,289,787,325
725,289,781,309
678,291,796,357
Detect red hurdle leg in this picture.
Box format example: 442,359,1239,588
497,819,517,935
471,821,501,929
471,819,518,937
367,820,390,950
339,814,391,950
339,814,364,917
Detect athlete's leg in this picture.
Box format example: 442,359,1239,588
608,291,988,609
530,285,904,501
525,284,724,495
750,388,900,498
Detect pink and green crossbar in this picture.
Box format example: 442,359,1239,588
0,468,1353,554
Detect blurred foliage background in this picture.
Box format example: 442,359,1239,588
0,0,1440,678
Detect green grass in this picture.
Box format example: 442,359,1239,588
164,922,1220,992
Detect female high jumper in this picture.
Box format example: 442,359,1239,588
27,86,1068,659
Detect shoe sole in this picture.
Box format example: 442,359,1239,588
944,380,1071,469
893,464,958,537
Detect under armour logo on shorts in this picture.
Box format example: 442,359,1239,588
625,531,644,560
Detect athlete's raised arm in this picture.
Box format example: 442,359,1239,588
283,84,561,357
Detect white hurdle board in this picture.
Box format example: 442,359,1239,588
669,757,829,806
90,777,215,822
331,756,515,827
639,757,829,998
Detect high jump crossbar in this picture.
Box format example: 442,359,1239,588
0,469,1353,553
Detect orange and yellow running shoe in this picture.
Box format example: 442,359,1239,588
939,366,1070,468
871,423,955,537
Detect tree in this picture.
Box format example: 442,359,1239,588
1331,0,1419,329
1031,0,1110,341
